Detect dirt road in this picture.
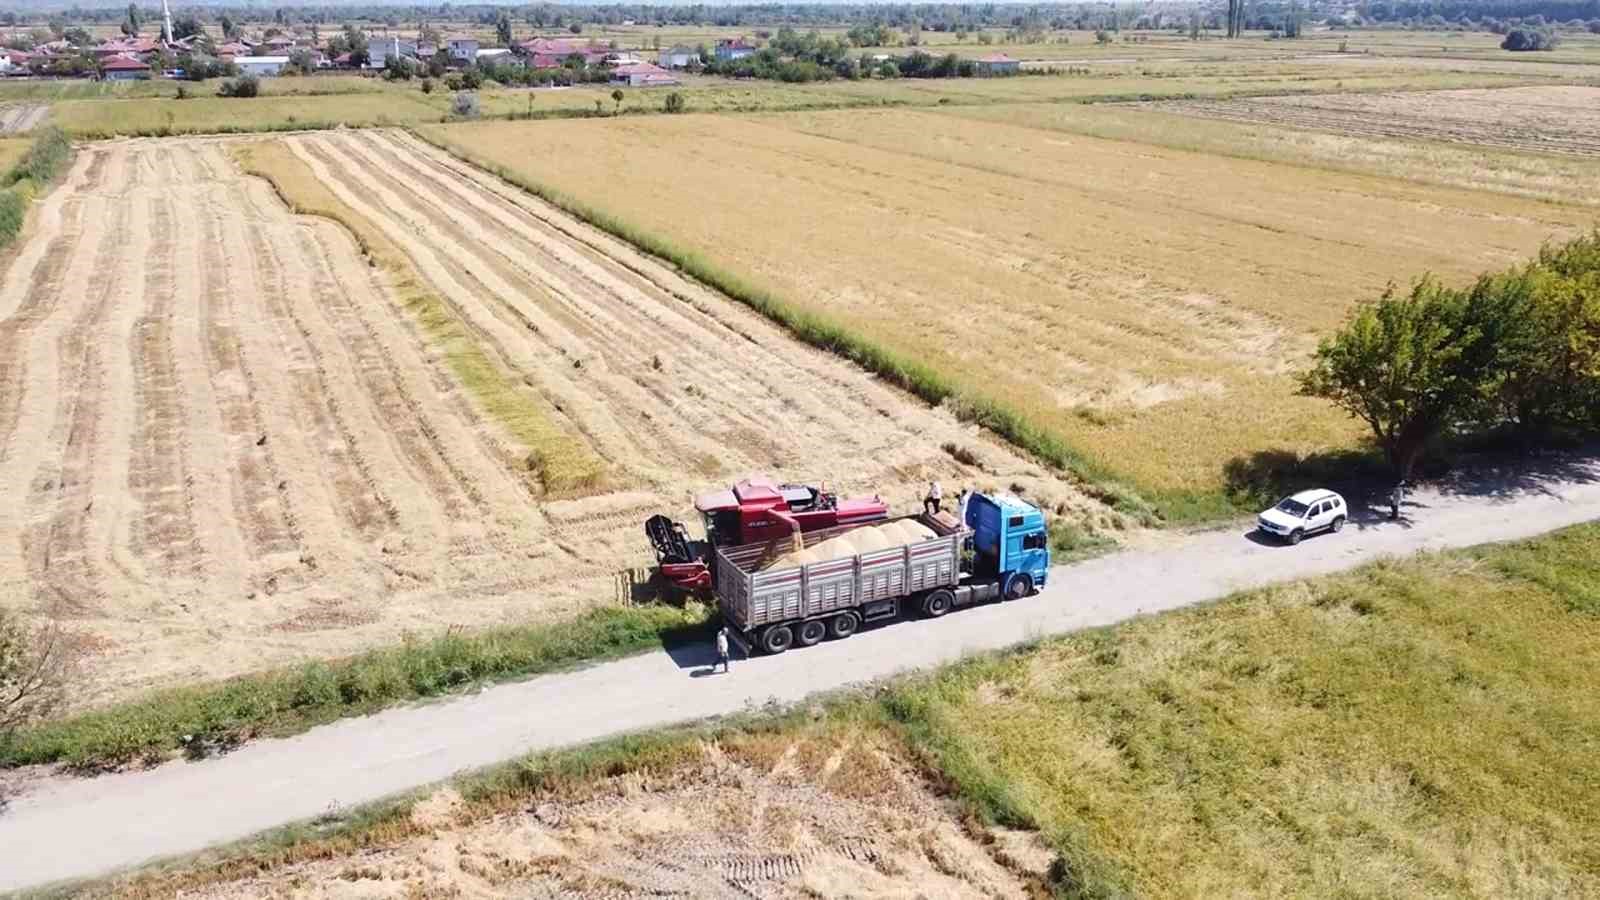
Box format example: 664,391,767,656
1,456,1595,893
0,135,1095,705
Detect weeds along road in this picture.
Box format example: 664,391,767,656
2,456,1597,892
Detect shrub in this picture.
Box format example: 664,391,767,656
663,91,686,113
1501,27,1559,49
0,609,73,744
217,74,259,98
419,77,434,94
451,91,480,118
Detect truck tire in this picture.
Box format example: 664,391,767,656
1288,529,1304,546
796,619,827,647
1005,573,1035,601
761,624,794,655
923,589,955,618
827,611,859,640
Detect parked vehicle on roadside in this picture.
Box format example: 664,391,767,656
1257,489,1347,545
716,492,1051,654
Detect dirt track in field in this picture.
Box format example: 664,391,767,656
1145,85,1600,157
0,104,47,135
0,135,1097,705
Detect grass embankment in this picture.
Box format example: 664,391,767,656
0,127,71,249
76,521,1600,898
230,140,606,495
411,125,1161,524
1,603,708,770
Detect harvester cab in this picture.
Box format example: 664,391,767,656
644,477,889,592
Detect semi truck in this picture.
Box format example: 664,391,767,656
716,492,1051,653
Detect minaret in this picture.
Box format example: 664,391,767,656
161,0,174,43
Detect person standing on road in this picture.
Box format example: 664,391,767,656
1390,480,1404,520
925,480,943,516
715,627,731,674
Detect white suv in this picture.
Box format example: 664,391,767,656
1257,489,1347,545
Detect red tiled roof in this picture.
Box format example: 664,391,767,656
101,54,150,70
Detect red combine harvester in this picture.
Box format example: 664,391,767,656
645,477,888,592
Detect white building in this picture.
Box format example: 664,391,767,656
234,55,289,77
657,45,698,69
447,36,479,65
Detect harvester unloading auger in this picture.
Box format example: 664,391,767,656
644,477,889,592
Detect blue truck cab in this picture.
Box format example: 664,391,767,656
965,492,1050,599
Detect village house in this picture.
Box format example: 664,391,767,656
101,54,152,80
610,61,678,87
714,38,756,61
973,52,1020,75
657,45,698,68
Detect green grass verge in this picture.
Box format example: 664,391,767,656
0,603,711,771
412,126,1160,522
0,127,71,250
882,519,1600,898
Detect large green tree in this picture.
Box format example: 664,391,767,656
1299,279,1510,480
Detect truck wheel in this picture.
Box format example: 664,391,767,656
1288,529,1304,546
796,619,827,647
923,589,955,618
827,612,859,640
761,624,794,655
1005,573,1035,601
1331,516,1346,533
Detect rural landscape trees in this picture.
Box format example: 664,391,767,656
1302,232,1600,479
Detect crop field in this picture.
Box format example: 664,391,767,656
0,133,1091,705
424,107,1589,511
944,99,1600,205
1147,84,1600,157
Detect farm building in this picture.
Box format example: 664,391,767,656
657,45,699,68
100,54,152,80
447,36,479,65
611,62,678,87
234,55,289,77
715,38,757,61
368,37,417,69
973,52,1020,74
476,48,518,67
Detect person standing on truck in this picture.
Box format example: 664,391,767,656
715,627,731,674
957,488,971,526
925,480,943,516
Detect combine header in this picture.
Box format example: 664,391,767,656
645,477,888,592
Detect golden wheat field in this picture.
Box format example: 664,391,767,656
425,106,1591,510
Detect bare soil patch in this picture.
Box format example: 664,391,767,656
1145,85,1600,157
0,135,1097,706
153,732,1043,899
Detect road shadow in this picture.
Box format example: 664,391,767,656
1429,449,1600,502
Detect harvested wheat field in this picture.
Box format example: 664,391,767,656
425,112,1591,511
122,729,1043,900
0,135,1093,705
1146,85,1600,157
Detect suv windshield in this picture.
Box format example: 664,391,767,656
1275,498,1310,516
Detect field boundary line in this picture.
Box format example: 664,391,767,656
406,125,1161,523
